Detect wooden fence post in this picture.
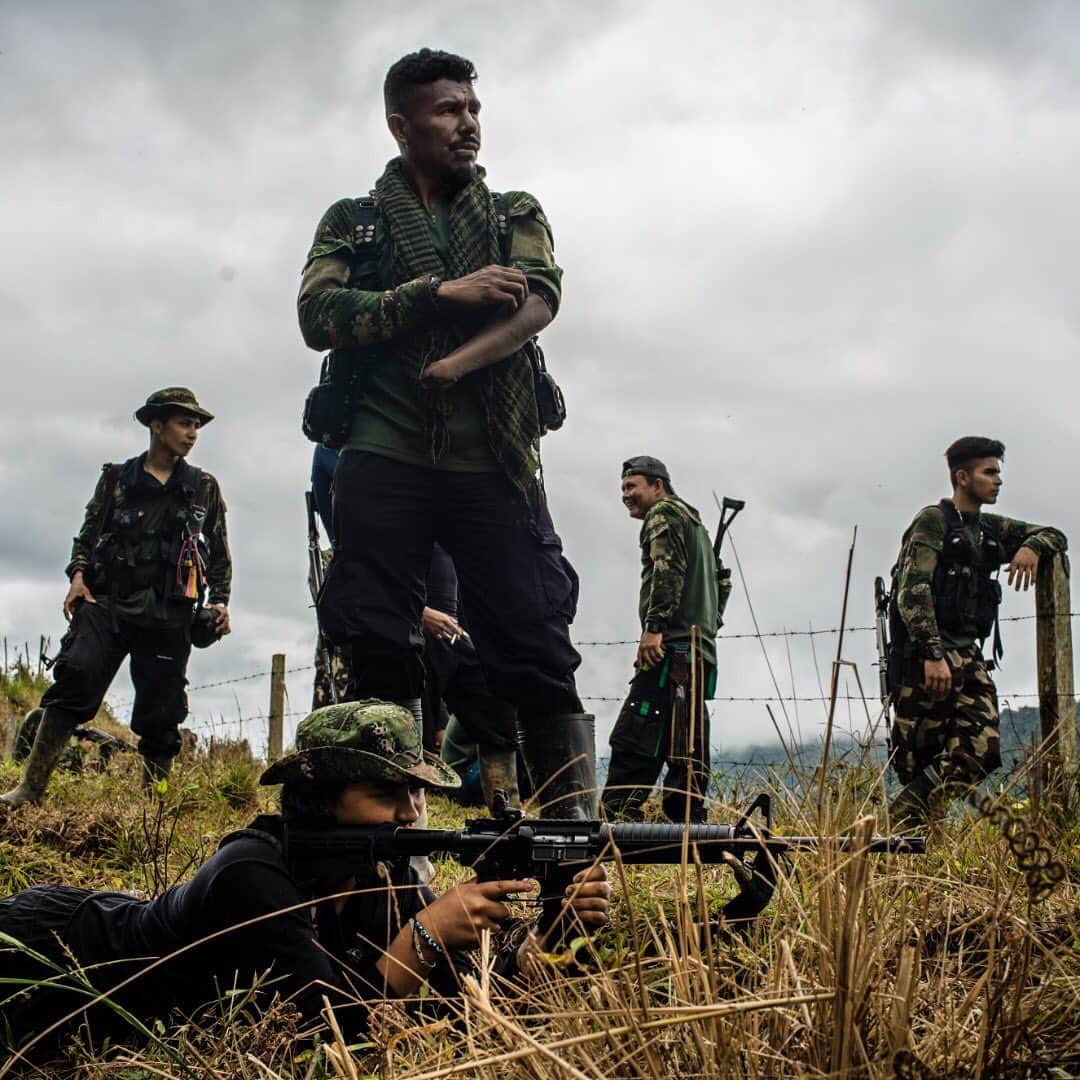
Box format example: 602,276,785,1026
1035,553,1077,797
268,654,286,763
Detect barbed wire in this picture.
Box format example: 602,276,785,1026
99,606,1080,725
574,610,1080,647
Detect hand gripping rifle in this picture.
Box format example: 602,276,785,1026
305,491,338,705
284,792,923,933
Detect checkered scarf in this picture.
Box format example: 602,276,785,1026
374,158,540,499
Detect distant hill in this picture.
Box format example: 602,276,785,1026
597,702,1079,794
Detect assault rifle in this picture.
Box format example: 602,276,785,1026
74,725,137,755
711,493,745,627
285,793,923,928
874,576,893,751
305,490,338,705
711,492,745,561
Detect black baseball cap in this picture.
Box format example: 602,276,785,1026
621,456,675,493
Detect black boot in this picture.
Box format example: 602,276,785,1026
518,712,597,820
0,708,75,807
888,761,944,832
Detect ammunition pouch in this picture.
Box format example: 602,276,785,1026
526,338,566,435
302,349,371,450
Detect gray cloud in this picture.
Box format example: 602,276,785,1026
2,0,1076,753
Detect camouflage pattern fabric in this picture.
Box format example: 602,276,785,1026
639,496,719,668
134,387,214,427
310,548,352,709
259,700,461,790
311,637,351,710
894,503,1066,659
890,644,1000,786
66,458,231,625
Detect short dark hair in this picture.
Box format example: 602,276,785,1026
946,436,1005,485
384,49,476,117
280,778,347,822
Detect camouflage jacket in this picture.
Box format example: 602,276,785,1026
67,455,231,626
638,496,719,667
297,187,561,352
894,501,1066,659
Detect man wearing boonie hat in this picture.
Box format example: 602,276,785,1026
1,388,232,807
0,700,610,1049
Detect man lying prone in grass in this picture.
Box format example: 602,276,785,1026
0,701,610,1053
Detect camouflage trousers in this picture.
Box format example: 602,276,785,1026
890,644,1001,786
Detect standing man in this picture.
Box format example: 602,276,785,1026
601,457,719,824
886,437,1067,829
297,49,593,817
0,389,231,806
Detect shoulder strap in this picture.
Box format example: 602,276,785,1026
937,499,963,531
351,195,378,247
94,464,120,548
219,826,284,855
491,192,512,264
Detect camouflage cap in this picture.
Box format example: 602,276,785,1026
622,455,675,493
259,700,461,790
135,387,215,427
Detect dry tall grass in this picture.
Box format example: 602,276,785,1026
1,735,1077,1078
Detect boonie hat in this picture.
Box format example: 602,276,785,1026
621,455,675,493
135,387,215,427
259,700,461,790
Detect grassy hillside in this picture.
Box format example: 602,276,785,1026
1,735,1077,1077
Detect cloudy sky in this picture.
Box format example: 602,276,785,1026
2,1,1078,756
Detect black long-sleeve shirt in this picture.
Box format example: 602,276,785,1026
0,816,468,1047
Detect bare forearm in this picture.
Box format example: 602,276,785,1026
424,293,552,384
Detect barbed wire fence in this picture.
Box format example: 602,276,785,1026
98,609,1080,765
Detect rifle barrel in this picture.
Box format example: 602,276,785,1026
284,822,925,871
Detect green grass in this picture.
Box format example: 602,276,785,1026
0,735,1077,1076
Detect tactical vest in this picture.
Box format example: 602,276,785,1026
886,501,1004,672
931,500,1004,642
89,458,210,606
302,193,564,449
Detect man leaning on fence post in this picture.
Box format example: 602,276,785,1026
601,457,722,824
296,49,594,817
885,436,1067,830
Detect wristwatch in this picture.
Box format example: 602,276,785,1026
645,621,665,634
427,275,443,310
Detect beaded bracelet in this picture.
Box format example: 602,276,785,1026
410,918,444,970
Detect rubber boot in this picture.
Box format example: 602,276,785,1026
478,746,521,810
0,708,74,808
141,754,173,793
518,713,597,949
518,712,597,820
887,761,944,832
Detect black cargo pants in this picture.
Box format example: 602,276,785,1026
601,650,711,823
318,452,584,721
39,602,190,759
